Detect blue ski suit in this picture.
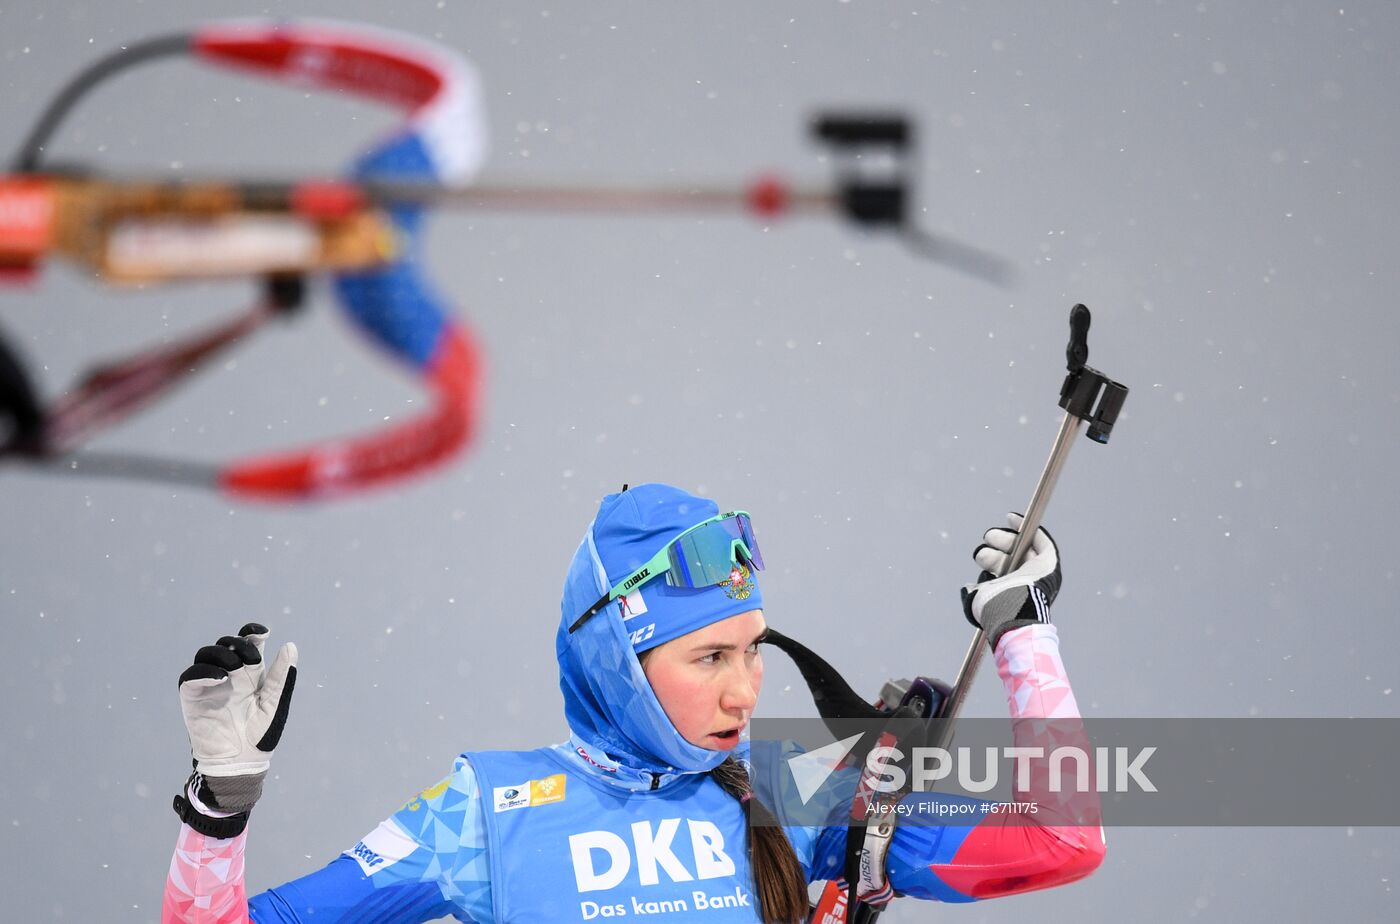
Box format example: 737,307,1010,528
165,488,1104,922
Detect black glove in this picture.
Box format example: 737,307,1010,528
960,513,1061,651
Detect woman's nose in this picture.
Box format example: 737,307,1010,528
721,666,759,714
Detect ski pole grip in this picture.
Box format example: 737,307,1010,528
1057,304,1129,445
1067,303,1090,371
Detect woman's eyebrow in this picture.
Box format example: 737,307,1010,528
691,641,739,652
690,630,768,653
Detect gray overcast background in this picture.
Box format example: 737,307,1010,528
2,1,1397,921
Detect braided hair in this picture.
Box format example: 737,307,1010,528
709,755,808,923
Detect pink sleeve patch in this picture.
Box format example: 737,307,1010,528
994,623,1080,720
162,824,251,924
994,624,1102,826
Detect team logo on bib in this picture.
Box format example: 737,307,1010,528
531,774,567,806
495,774,568,812
494,784,531,813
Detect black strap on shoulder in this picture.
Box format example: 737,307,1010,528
762,629,885,726
762,629,907,921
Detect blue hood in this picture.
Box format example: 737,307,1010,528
555,484,762,777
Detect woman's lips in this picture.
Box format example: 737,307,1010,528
709,726,743,749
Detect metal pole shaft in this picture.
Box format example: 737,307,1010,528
934,411,1084,740
364,180,840,215
1003,411,1083,577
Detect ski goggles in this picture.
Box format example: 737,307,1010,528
569,511,764,633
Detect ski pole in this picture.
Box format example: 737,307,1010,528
845,305,1127,924
936,304,1128,734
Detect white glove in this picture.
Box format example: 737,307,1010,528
177,623,297,815
960,513,1061,650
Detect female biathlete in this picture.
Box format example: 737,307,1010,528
162,483,1104,922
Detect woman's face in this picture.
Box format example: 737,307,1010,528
641,609,766,752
